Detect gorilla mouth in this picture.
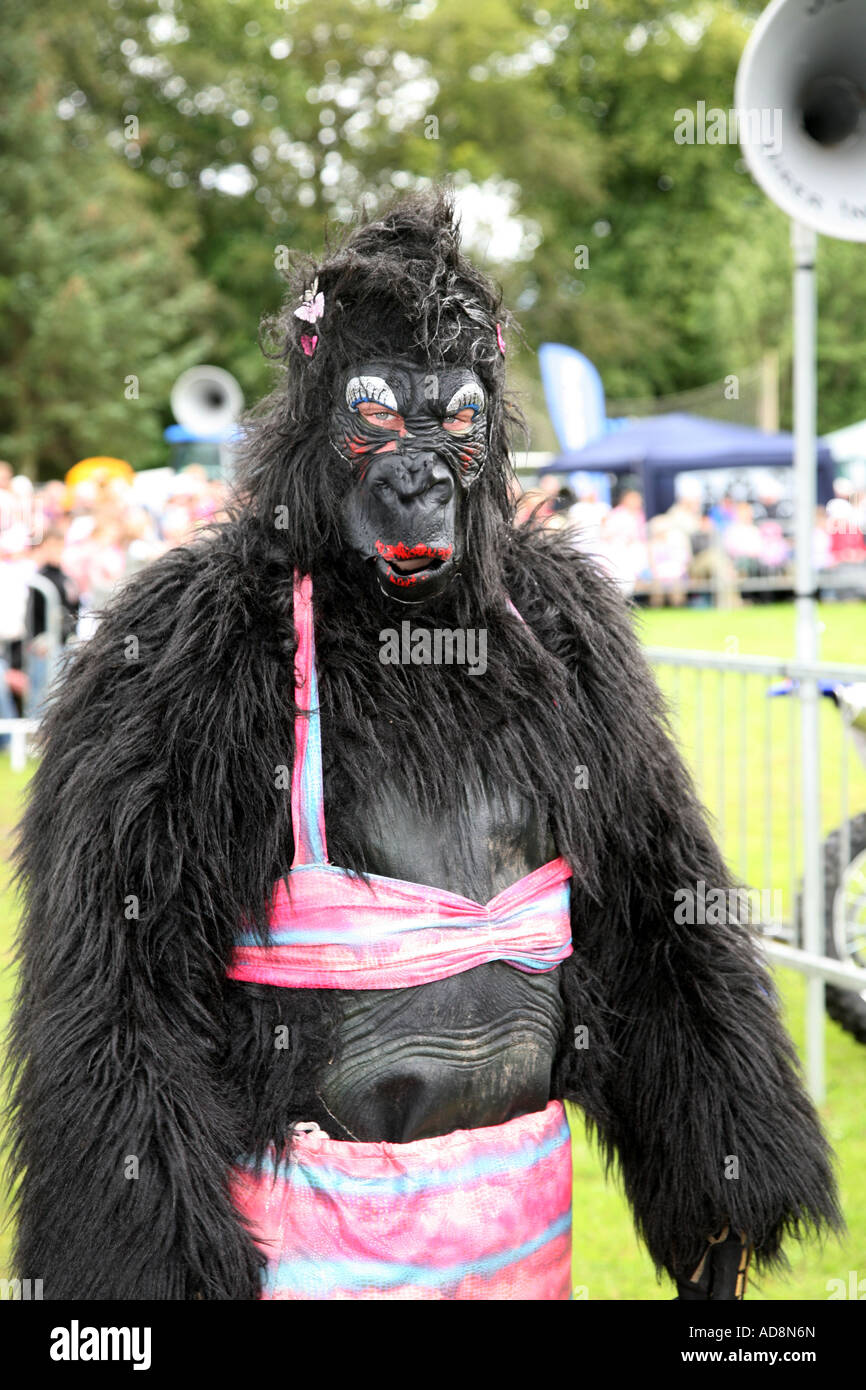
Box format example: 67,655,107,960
374,540,455,592
391,555,435,574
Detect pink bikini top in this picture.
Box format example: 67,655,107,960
226,572,573,991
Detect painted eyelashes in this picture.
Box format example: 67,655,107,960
345,377,485,431
339,373,487,482
443,382,484,423
345,376,399,413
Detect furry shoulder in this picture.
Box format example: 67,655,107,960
501,519,647,673
42,520,292,741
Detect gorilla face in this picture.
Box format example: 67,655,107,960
333,358,488,604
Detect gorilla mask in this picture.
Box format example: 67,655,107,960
238,190,518,606
334,358,487,603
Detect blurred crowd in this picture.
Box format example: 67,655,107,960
0,461,228,720
516,471,866,603
1,455,865,725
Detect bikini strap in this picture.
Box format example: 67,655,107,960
290,571,329,867
291,583,523,866
506,593,559,707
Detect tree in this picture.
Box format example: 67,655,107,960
7,0,865,469
0,3,216,477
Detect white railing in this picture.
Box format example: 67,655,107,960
0,719,39,772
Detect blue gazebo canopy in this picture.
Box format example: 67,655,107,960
544,413,836,519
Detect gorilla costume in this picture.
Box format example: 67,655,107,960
8,189,840,1300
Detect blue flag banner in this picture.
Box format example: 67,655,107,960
538,343,607,452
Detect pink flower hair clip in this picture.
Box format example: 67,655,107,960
294,276,324,358
496,322,506,356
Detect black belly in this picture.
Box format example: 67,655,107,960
318,965,564,1142
315,774,566,1142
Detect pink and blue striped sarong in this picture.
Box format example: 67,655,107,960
227,572,574,1299
230,1101,573,1300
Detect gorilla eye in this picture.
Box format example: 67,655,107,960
443,408,477,434
443,383,484,434
357,401,405,430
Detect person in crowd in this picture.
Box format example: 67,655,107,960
64,513,126,617
38,480,68,527
0,461,17,527
122,506,166,579
65,479,101,544
813,506,832,572
756,518,791,577
646,513,691,606
608,486,646,543
568,480,610,552
666,476,704,549
723,501,764,578
833,477,866,539
688,514,738,605
0,524,31,718
708,490,737,535
826,495,866,566
23,527,79,718
514,487,555,528
590,491,647,597
752,474,792,526
535,471,577,516
160,471,208,547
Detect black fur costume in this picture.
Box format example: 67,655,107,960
7,191,840,1299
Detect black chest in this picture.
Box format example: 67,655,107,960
314,714,566,1142
346,760,556,901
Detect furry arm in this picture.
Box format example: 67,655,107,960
6,535,292,1299
507,526,842,1284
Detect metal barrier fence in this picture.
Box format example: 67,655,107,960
645,646,866,1102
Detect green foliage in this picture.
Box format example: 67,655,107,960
3,0,865,475
0,1,219,476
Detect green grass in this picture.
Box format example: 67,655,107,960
0,602,864,1298
567,974,866,1300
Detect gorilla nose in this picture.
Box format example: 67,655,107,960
377,452,454,502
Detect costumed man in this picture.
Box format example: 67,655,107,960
8,190,840,1300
